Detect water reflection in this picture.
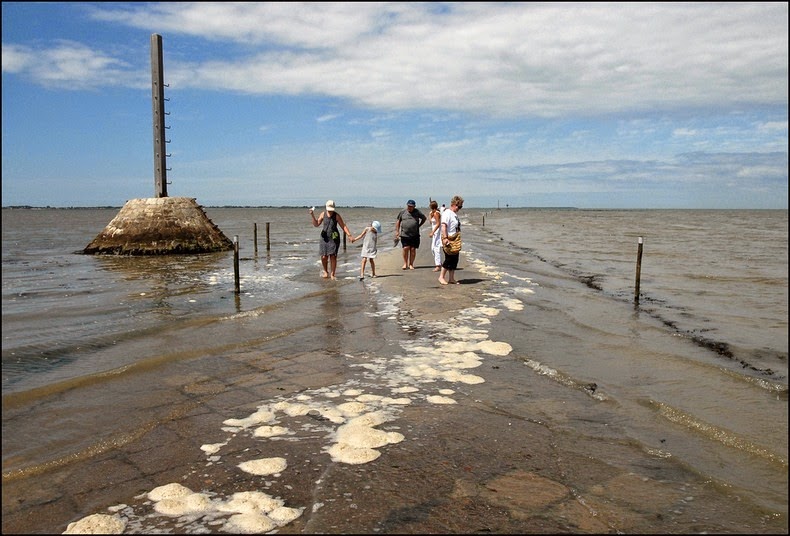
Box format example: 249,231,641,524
92,252,233,316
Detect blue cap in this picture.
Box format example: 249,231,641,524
407,199,416,206
372,221,382,234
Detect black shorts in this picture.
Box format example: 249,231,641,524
401,235,420,248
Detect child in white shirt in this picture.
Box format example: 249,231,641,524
352,220,381,279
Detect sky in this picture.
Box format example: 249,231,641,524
2,2,788,209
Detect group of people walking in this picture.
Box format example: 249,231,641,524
309,196,464,284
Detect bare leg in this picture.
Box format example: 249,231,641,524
370,259,376,277
408,248,416,269
329,255,338,280
360,258,367,278
402,247,409,269
321,255,329,278
438,266,448,285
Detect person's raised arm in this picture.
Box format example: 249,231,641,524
309,207,323,227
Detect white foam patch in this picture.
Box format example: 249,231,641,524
238,457,287,476
356,394,383,402
476,340,513,356
337,401,368,416
336,424,398,449
326,442,381,464
223,407,276,429
427,395,457,404
446,326,489,340
63,513,126,534
148,483,193,501
269,505,303,524
499,297,524,311
222,512,277,533
439,389,455,395
442,370,485,384
347,411,389,427
281,403,312,416
438,352,483,369
316,407,346,423
154,492,214,516
402,364,442,379
200,441,227,455
253,425,290,438
218,491,283,514
392,386,419,394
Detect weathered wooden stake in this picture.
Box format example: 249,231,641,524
266,222,271,251
634,236,643,304
253,223,258,255
150,34,168,198
233,235,240,294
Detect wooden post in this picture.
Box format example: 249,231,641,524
634,236,643,304
253,223,258,255
150,34,168,198
233,235,240,294
266,222,271,251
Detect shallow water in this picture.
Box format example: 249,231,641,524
2,206,787,533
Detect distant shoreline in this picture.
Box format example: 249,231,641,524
3,205,786,211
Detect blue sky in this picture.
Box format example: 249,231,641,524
2,2,787,209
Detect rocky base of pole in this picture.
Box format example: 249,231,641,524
83,197,233,255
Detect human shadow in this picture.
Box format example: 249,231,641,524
457,278,485,285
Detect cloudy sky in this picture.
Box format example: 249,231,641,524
2,2,787,208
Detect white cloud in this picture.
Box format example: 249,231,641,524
5,3,787,117
757,121,788,133
2,41,146,90
316,113,341,123
673,128,698,137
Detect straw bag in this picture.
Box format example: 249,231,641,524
443,232,462,255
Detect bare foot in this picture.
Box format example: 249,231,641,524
433,267,441,272
321,271,329,278
409,265,415,270
402,265,408,270
331,275,337,281
449,280,459,284
438,278,448,285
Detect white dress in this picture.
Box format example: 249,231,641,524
360,227,378,258
430,213,442,265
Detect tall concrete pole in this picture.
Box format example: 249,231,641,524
151,34,168,198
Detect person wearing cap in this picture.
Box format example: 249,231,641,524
309,200,353,280
351,220,381,280
394,199,427,270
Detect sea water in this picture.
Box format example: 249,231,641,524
2,206,787,530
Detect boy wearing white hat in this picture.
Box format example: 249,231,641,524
351,220,381,280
